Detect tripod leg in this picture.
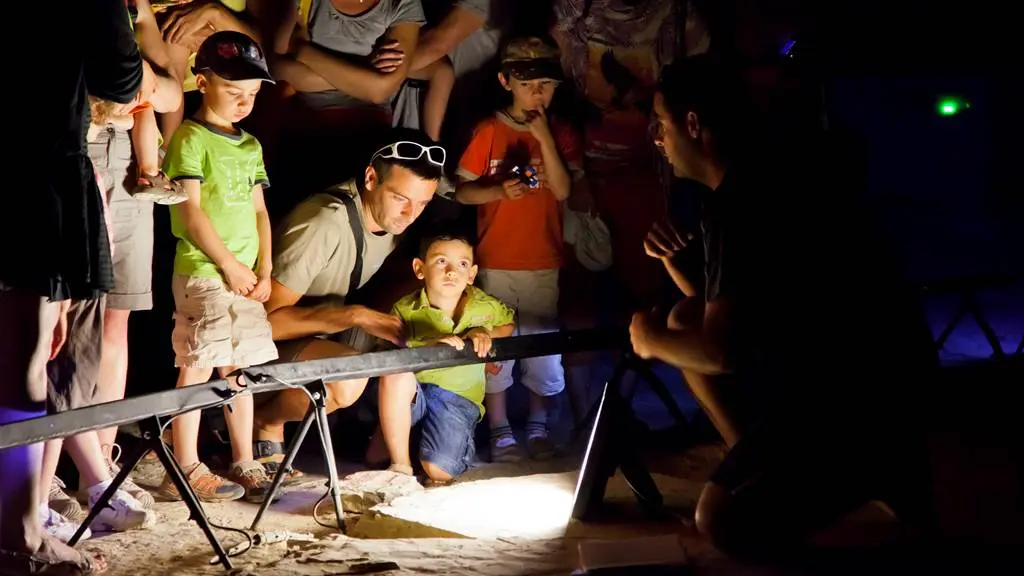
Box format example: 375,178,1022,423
572,361,628,446
67,441,149,546
619,450,665,517
312,386,345,531
250,407,316,531
147,420,233,570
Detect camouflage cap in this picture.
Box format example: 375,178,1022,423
501,37,563,81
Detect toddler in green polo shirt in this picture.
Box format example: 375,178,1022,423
379,233,515,486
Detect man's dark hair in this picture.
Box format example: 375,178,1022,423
418,231,475,261
368,127,445,183
658,54,746,159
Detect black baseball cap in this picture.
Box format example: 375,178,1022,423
501,37,563,81
193,31,275,84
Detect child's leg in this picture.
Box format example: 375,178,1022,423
516,270,563,460
377,372,420,474
172,366,215,468
419,387,479,484
221,295,279,503
408,57,455,141
217,366,254,463
477,269,523,462
163,275,246,502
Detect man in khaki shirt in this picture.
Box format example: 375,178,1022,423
254,132,446,480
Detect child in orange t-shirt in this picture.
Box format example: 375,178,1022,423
454,36,583,463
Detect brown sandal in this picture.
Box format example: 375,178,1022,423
0,533,108,575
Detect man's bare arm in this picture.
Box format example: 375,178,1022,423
295,23,419,104
410,5,484,72
264,279,365,341
645,299,731,375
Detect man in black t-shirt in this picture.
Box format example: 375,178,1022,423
629,55,939,561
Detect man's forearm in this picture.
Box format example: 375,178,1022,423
648,326,727,375
267,304,359,341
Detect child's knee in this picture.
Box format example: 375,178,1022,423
379,372,418,403
420,459,453,482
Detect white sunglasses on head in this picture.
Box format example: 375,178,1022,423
371,140,446,168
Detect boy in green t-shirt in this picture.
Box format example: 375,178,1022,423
379,233,516,486
158,31,277,504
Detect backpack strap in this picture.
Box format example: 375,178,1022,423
334,192,365,295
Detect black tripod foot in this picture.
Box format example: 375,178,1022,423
69,416,233,570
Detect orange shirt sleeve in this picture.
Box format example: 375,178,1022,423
457,121,497,182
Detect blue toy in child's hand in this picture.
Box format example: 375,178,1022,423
511,165,540,189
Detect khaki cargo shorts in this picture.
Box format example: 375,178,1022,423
88,126,154,311
171,275,279,369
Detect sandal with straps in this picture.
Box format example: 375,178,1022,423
0,533,108,575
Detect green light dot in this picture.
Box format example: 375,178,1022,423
938,97,966,116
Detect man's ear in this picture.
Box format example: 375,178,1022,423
364,165,377,191
685,110,702,140
467,264,478,285
412,258,425,279
498,72,511,91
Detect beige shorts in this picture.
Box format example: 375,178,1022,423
171,275,279,369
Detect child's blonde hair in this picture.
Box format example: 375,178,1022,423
88,96,117,127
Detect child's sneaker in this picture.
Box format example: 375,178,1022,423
131,171,187,205
87,484,157,532
48,477,86,524
489,426,523,463
76,446,155,510
39,503,90,543
228,460,276,504
525,420,556,461
156,462,244,503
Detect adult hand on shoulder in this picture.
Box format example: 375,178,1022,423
161,1,224,47
354,306,403,345
223,259,258,296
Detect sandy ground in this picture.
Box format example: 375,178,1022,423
75,445,743,575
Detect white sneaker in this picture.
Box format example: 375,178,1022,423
87,484,157,532
38,504,91,543
77,444,156,510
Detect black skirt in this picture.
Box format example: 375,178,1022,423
2,152,113,301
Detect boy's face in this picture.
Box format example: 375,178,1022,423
500,73,559,112
196,73,263,124
413,239,477,300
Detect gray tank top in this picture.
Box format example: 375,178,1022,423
302,0,425,110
